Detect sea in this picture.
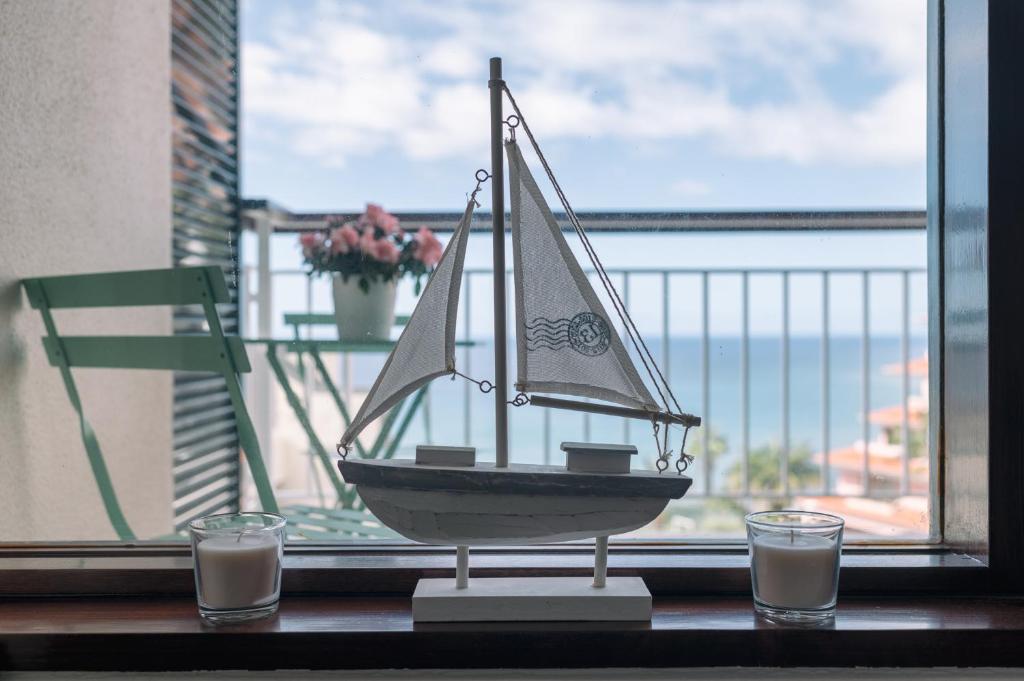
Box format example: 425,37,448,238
346,334,928,494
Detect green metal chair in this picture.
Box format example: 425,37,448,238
22,266,394,541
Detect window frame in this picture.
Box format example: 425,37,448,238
937,0,1024,593
3,0,1022,599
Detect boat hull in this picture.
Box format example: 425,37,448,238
339,459,691,545
358,485,670,544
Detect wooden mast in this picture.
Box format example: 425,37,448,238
489,57,509,469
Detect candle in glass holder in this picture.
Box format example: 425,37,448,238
751,532,838,608
190,512,285,624
746,511,844,622
195,533,280,609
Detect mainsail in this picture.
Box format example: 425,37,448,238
507,140,659,412
339,199,475,450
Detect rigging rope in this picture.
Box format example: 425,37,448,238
451,369,495,394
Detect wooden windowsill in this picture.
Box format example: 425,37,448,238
0,547,985,596
2,595,1024,670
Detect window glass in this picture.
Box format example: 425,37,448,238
1,0,928,543
239,0,929,542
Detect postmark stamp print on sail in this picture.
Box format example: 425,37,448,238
526,312,610,356
568,312,611,356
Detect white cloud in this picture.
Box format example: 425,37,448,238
242,0,926,169
670,179,712,196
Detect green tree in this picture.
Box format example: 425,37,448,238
662,433,822,534
726,443,819,499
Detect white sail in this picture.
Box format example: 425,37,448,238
339,200,475,449
507,140,659,412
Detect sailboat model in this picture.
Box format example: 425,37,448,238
337,59,700,620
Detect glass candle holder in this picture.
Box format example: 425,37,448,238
189,512,285,624
746,510,844,623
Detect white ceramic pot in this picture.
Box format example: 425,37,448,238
331,275,397,342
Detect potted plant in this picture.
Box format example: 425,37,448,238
299,204,443,341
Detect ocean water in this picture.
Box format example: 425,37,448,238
347,334,928,494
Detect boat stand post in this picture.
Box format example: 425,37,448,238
593,536,608,588
456,545,469,589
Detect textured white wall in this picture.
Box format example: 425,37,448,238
0,0,173,540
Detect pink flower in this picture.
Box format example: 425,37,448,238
365,203,385,225
414,226,443,267
378,213,399,234
299,232,325,258
329,227,350,255
338,223,360,248
299,232,323,249
373,238,400,264
364,203,399,234
359,228,377,254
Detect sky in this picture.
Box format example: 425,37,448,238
239,0,927,213
239,0,929,338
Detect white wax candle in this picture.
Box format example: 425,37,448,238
195,534,281,610
752,533,838,609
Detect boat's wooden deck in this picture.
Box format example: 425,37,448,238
338,459,691,498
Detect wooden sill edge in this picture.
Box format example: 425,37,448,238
1,595,1024,671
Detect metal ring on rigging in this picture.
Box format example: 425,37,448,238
336,441,349,460
504,114,520,141
508,392,531,407
469,169,491,206
674,426,693,474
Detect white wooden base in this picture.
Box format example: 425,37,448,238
411,576,652,622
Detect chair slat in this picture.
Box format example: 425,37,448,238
23,266,230,309
43,336,251,373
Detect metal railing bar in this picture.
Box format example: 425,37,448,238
424,386,433,446
264,266,927,279
741,272,750,497
662,271,671,403
862,271,871,497
822,271,831,495
901,271,912,496
781,271,790,497
243,209,927,234
463,273,472,447
544,408,552,465
621,272,631,443
701,272,711,495
506,271,513,454
462,267,925,276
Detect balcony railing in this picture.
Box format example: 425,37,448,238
240,205,928,536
